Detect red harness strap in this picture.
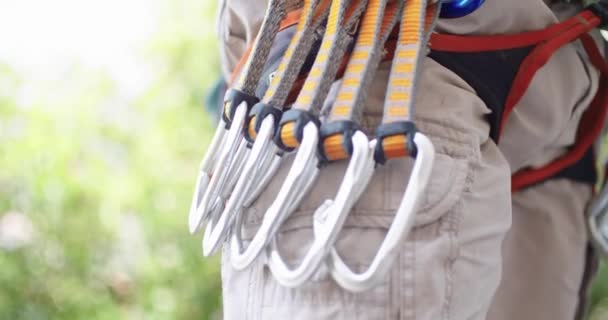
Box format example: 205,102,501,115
430,9,608,192
231,8,607,193
511,34,608,192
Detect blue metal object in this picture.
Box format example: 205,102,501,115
440,0,485,19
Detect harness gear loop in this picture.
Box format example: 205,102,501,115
230,0,369,271
188,0,288,234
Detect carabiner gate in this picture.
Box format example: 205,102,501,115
230,122,320,270
189,101,249,233
202,112,281,256
267,130,375,287
327,132,435,292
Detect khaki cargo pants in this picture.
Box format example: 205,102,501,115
216,0,603,319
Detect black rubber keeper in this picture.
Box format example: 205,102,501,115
318,120,361,164
274,109,321,152
374,121,418,165
222,89,260,129
244,102,283,143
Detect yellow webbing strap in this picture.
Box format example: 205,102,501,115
379,0,439,160
279,0,368,149
321,0,403,161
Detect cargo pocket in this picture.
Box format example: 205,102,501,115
248,118,477,320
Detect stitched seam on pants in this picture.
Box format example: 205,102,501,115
388,247,402,320
442,208,457,320
402,241,415,320
442,142,476,320
247,263,254,320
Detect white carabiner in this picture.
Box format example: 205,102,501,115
588,180,608,256
188,123,227,234
326,132,435,292
266,130,376,287
202,113,280,256
244,151,283,207
189,102,249,233
230,122,320,270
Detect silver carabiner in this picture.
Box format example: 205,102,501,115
588,179,608,256
202,113,281,256
230,122,320,270
244,151,283,207
266,130,375,287
188,123,227,234
326,132,435,292
189,101,249,233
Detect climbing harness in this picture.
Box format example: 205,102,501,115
189,0,608,292
427,0,608,254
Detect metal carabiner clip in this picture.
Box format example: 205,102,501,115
188,123,227,232
266,129,375,287
230,121,320,270
188,99,251,234
326,132,435,292
202,108,283,256
588,179,608,257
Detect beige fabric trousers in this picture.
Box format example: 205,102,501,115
215,0,602,319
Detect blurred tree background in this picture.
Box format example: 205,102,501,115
0,0,606,319
0,0,222,318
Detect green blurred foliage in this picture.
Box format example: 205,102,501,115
0,0,222,319
590,261,608,319
0,0,606,319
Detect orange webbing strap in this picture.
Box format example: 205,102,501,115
277,0,368,149
374,0,439,163
320,0,404,162
246,0,331,141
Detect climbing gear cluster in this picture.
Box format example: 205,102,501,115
188,0,448,292
188,0,608,291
